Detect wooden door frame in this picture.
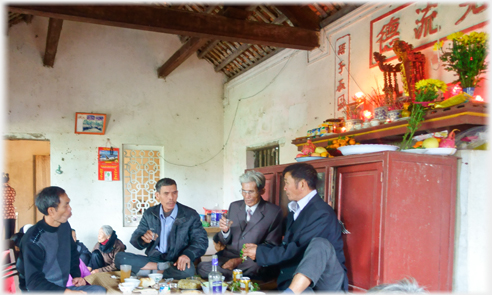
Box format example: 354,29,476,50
34,155,50,222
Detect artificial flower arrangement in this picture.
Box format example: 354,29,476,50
401,79,447,149
434,31,488,89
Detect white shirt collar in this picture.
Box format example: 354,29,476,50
245,201,260,215
289,190,317,220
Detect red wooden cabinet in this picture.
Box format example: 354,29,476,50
250,151,457,292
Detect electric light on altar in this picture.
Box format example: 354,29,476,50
451,84,462,96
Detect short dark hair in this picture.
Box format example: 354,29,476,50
35,186,66,215
282,163,318,190
155,178,177,193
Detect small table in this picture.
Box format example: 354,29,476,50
84,271,121,293
204,227,221,235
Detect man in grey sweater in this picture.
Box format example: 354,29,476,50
17,186,106,293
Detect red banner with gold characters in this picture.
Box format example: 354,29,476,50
98,147,120,181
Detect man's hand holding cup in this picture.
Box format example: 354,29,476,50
219,214,233,233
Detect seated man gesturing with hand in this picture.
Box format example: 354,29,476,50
115,178,208,279
197,171,283,281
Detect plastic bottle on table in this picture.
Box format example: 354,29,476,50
211,203,221,227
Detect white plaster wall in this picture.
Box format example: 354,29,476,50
454,150,490,293
6,17,225,253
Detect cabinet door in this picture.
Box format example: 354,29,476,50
337,162,383,291
262,172,276,203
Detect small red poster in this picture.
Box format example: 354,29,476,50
98,147,120,181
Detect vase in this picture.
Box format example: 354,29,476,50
401,102,411,118
374,106,388,121
462,87,475,96
345,119,362,131
387,109,402,122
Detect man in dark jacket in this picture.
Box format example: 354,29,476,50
72,229,92,266
16,186,106,293
243,163,348,292
115,178,208,279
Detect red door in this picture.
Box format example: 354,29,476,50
262,172,276,203
337,162,383,291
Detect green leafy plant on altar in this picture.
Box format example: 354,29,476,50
434,31,488,88
401,79,447,149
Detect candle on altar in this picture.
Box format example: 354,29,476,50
355,92,364,99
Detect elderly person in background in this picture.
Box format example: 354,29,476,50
87,225,127,274
367,277,426,293
197,170,283,281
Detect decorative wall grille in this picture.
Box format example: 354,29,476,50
254,145,279,168
122,145,164,227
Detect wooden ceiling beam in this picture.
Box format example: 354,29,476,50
275,5,320,30
43,18,63,67
157,4,219,79
8,5,319,50
158,5,256,78
157,37,210,78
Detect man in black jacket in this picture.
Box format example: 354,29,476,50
72,229,92,266
16,186,106,293
115,178,208,279
243,163,348,293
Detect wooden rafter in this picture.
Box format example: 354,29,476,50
158,5,256,78
43,18,63,67
198,40,220,58
274,5,320,30
157,37,210,78
8,5,319,50
214,14,288,73
226,48,285,81
157,5,218,79
319,4,362,28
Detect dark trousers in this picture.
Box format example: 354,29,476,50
4,219,15,239
294,237,346,292
88,249,105,270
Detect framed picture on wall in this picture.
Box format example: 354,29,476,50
75,112,107,135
